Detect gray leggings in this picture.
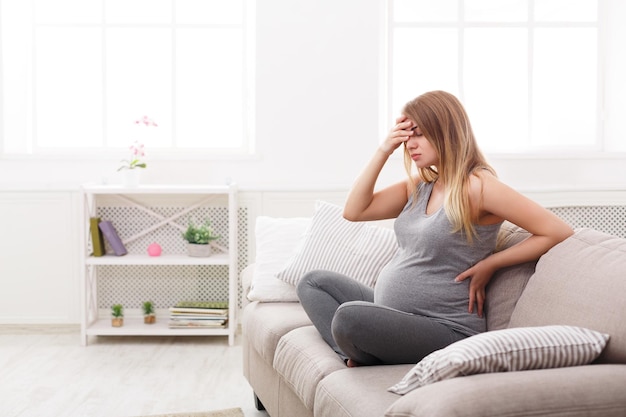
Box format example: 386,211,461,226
296,270,467,365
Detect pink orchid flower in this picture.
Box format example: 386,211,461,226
119,116,156,170
119,140,147,171
130,141,145,157
135,115,158,127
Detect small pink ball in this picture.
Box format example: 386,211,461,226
147,243,162,257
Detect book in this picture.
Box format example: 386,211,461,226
168,319,227,329
174,300,229,309
169,307,228,316
89,217,106,257
168,315,227,320
98,220,127,256
168,300,229,329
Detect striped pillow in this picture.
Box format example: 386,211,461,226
389,325,610,395
276,201,398,288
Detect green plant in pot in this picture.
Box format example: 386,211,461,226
142,300,156,324
182,219,220,257
111,304,124,327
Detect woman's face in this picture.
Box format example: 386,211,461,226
405,122,439,168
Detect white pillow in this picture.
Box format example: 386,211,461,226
389,325,610,395
276,201,398,288
247,216,311,302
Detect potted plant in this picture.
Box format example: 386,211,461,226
111,304,124,327
118,139,148,187
142,300,156,324
182,219,220,257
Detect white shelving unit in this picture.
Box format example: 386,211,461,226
80,184,238,346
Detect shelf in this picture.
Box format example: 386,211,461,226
85,253,231,266
80,184,238,346
85,317,230,337
82,184,236,195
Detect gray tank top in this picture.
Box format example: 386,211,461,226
374,181,502,336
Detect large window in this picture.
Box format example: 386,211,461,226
1,0,255,156
388,0,600,153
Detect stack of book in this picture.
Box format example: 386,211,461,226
168,301,229,329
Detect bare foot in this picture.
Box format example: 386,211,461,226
346,359,361,368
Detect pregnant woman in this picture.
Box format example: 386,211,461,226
297,90,573,366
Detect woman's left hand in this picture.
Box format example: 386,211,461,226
455,259,496,318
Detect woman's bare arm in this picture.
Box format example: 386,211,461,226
456,173,574,316
343,117,415,222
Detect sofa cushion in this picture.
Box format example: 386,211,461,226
314,365,412,417
247,216,310,302
242,301,311,365
273,326,346,410
388,325,609,394
385,365,626,417
485,260,535,330
509,228,626,363
485,222,535,330
277,201,398,288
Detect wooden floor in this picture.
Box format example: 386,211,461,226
0,325,268,417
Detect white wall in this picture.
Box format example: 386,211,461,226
1,0,626,326
0,191,81,323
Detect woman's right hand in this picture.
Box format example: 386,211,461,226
344,116,414,222
380,115,415,155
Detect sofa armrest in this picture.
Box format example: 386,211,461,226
385,365,626,417
241,263,255,309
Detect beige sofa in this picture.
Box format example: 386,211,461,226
242,223,626,417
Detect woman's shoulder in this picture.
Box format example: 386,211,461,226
467,168,498,194
467,169,508,224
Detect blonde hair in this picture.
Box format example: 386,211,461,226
402,90,496,243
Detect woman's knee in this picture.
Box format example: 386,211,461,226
296,270,331,299
297,269,345,289
331,302,382,365
331,301,371,340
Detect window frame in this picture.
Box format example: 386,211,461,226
384,0,605,157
